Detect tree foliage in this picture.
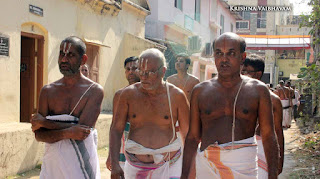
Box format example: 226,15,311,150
300,0,320,62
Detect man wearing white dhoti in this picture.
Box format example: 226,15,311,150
109,48,190,179
275,80,293,128
31,36,104,179
181,33,279,179
242,54,284,177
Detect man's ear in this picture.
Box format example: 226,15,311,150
161,66,167,77
81,54,88,65
241,52,247,64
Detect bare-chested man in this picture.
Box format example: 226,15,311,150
30,36,104,179
242,54,284,178
167,53,200,101
106,56,140,170
109,48,190,179
181,33,279,179
275,80,293,128
80,64,89,77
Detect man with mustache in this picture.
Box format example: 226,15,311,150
167,53,200,101
242,54,284,178
31,36,104,179
181,33,279,179
109,48,190,179
106,56,140,170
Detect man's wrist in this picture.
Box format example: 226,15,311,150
62,128,70,139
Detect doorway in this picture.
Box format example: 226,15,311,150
20,33,44,122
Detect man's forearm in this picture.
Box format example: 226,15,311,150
263,136,279,178
110,129,123,167
41,119,75,130
35,128,68,143
181,138,199,178
278,130,285,172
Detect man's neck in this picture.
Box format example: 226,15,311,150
142,81,165,96
217,74,242,88
177,71,188,79
62,73,82,86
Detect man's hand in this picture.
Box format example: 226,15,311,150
67,125,92,140
111,164,124,179
31,113,46,132
106,154,112,171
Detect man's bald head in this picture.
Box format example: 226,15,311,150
212,32,246,53
61,36,86,58
139,48,166,68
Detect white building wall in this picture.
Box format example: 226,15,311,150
146,0,236,47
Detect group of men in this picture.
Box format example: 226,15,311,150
31,32,285,179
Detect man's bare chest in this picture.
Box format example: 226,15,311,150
199,90,259,118
47,89,89,115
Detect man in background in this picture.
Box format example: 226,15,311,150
106,56,140,170
242,54,284,178
167,53,200,101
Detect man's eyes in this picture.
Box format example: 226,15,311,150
59,51,75,57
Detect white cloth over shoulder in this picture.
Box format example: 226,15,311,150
196,136,258,179
40,115,100,179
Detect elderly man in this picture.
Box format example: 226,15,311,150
181,33,279,179
110,48,190,179
31,36,104,179
275,80,292,128
167,53,200,101
106,56,140,170
242,54,284,178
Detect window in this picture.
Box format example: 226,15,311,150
175,0,182,11
195,0,200,22
257,11,266,28
220,15,224,34
231,23,234,32
238,11,250,20
236,21,249,29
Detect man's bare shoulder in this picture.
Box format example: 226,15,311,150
191,78,217,93
187,74,200,84
118,83,141,96
167,74,178,82
270,91,282,104
243,76,268,89
90,82,104,96
167,82,185,95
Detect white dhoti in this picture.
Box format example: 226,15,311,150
40,115,100,179
256,136,268,179
281,99,292,127
124,137,182,179
196,137,258,179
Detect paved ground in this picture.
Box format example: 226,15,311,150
279,120,300,178
10,121,300,179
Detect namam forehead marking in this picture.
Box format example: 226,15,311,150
62,42,72,56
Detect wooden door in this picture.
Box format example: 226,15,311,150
20,36,35,122
86,44,99,82
20,33,44,122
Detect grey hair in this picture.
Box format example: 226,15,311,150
139,48,167,68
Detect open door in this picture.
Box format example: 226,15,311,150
85,44,99,82
20,33,44,122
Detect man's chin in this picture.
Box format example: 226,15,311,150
141,84,154,91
